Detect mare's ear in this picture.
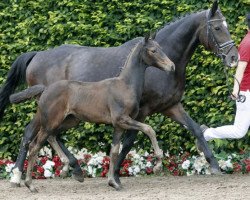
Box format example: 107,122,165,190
144,32,150,43
209,0,218,18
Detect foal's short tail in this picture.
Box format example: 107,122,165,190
10,84,46,104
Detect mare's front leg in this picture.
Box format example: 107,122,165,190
162,103,220,174
108,127,123,190
113,113,147,186
56,137,84,182
10,117,40,187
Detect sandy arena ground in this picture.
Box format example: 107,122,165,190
0,174,249,200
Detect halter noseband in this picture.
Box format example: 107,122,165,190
206,10,235,60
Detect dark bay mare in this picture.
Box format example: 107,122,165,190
1,1,238,188
10,36,175,192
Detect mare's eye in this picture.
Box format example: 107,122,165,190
215,26,220,31
151,49,156,53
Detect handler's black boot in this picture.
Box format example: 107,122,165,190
195,124,209,153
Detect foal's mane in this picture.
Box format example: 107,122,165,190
117,40,143,76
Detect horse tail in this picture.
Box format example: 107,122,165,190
10,84,45,104
0,51,37,118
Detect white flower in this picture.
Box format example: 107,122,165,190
5,163,15,173
227,155,232,160
39,146,52,158
218,160,227,170
44,169,53,178
181,160,190,170
187,170,195,176
226,159,233,168
134,166,140,174
43,160,55,169
133,154,140,160
146,161,152,168
128,167,133,175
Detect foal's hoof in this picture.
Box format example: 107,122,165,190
10,182,21,188
25,182,38,193
153,163,163,175
72,172,84,183
108,179,122,191
60,170,68,178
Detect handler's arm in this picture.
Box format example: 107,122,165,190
232,61,248,98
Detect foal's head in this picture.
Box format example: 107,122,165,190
141,33,175,72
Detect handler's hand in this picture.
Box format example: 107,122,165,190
231,91,238,100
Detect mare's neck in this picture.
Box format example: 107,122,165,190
119,43,146,99
156,11,206,78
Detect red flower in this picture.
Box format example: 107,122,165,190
173,170,179,176
55,169,61,177
0,160,5,165
24,160,28,171
147,156,153,162
146,167,153,174
52,155,62,169
40,156,48,165
101,168,109,177
37,166,44,175
233,162,242,172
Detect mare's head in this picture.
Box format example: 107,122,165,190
141,33,175,72
199,0,238,67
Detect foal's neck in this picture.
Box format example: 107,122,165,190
119,42,146,99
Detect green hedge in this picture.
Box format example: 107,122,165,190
0,0,249,159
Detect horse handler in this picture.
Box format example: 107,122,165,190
199,13,250,143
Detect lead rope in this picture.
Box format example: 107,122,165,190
223,65,246,103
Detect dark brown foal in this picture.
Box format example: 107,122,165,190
10,34,175,192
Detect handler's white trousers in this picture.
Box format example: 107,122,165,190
204,90,250,141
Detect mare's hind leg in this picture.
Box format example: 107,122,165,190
117,116,163,173
25,128,49,193
10,116,40,187
108,127,123,190
55,116,84,182
162,103,220,174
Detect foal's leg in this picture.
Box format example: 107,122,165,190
114,113,147,185
162,103,220,174
47,136,71,179
108,127,123,190
25,129,49,193
10,116,40,187
117,116,163,173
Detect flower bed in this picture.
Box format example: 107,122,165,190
0,150,249,180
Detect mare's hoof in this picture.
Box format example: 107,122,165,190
211,168,223,175
10,182,21,188
108,179,122,191
114,175,122,187
72,172,84,183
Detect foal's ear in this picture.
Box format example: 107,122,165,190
209,0,218,18
150,31,157,40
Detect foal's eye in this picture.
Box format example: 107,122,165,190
215,26,220,31
151,49,156,53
